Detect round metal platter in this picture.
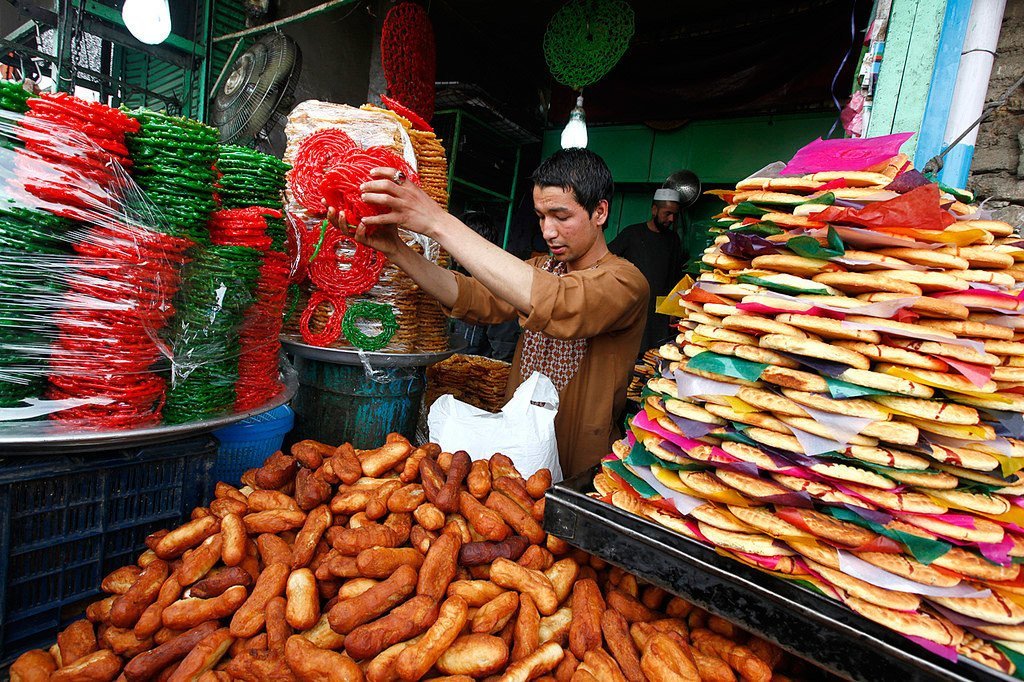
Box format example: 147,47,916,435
281,335,465,368
0,363,298,453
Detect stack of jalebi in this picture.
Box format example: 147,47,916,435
125,110,219,243
597,134,1024,675
163,245,262,423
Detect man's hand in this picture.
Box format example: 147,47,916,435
359,167,449,240
325,206,405,257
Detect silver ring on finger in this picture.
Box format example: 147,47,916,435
393,170,406,185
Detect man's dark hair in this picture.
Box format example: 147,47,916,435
531,148,614,216
460,211,499,244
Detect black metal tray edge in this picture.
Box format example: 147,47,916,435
544,466,1017,682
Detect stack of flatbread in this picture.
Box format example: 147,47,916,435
426,353,511,413
597,147,1024,676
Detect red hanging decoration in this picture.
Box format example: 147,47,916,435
381,2,436,122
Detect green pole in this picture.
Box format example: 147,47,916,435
446,110,463,201
195,0,214,121
502,145,521,250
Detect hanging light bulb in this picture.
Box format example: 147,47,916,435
122,0,172,45
560,94,588,149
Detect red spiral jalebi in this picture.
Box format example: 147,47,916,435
308,227,388,298
288,129,358,215
320,145,419,229
299,290,345,346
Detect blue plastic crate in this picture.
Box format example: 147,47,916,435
0,436,216,662
212,404,294,485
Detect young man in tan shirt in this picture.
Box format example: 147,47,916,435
329,148,648,476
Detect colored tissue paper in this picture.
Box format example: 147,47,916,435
674,369,742,398
905,636,960,663
836,550,990,597
815,184,955,232
628,463,703,515
686,351,768,383
941,356,995,389
780,132,913,175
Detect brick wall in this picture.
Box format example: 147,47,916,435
969,0,1024,227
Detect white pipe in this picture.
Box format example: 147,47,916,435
942,0,1006,150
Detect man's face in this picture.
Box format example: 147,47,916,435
652,202,679,231
533,185,607,266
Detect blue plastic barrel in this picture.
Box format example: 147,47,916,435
212,404,294,484
291,356,424,449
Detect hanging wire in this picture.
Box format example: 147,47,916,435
923,69,1024,175
826,0,860,139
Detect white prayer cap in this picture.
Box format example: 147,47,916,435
653,188,681,203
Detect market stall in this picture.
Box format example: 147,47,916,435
544,134,1024,680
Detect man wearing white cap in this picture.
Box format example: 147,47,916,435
609,188,684,355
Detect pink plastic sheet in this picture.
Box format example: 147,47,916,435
780,132,913,175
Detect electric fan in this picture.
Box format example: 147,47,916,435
211,32,302,145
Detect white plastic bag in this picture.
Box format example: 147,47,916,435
427,372,562,482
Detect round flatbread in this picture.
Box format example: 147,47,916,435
780,389,891,420
952,269,1017,288
903,416,996,441
659,344,684,362
703,252,749,270
648,377,679,398
727,504,815,540
876,248,970,270
834,342,947,371
926,488,1010,516
751,254,842,278
739,294,817,313
936,548,1020,583
954,247,1016,269
594,472,623,496
993,366,1024,382
771,474,874,509
731,190,809,206
842,483,948,514
697,523,793,557
835,368,935,398
900,513,1006,546
812,272,923,296
857,420,920,446
713,469,794,500
919,318,1016,339
832,250,916,271
707,341,800,369
721,314,808,338
702,303,740,317
871,395,979,425
685,312,724,327
954,391,1024,413
759,365,830,392
875,364,999,394
880,269,970,292
958,220,1015,237
806,171,892,187
925,443,1001,471
760,212,828,229
736,387,805,417
931,592,1024,626
825,188,901,202
786,537,841,568
805,559,921,612
664,398,725,425
759,334,870,370
843,597,964,647
857,292,969,320
777,415,878,446
693,324,759,346
809,461,897,489
845,445,930,470
704,404,791,436
845,315,958,340
985,340,1024,356
690,504,756,533
775,313,881,342
780,507,878,548
736,177,823,193
855,552,962,587
884,469,959,490
887,339,1000,366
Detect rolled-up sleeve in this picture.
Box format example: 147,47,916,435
445,271,519,325
523,260,649,340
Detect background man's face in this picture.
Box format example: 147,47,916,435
652,202,679,230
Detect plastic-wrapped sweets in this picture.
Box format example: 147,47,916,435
0,95,286,433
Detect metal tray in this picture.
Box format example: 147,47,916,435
0,363,298,454
544,466,1016,682
281,335,465,368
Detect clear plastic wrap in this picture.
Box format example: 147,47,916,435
0,89,291,435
